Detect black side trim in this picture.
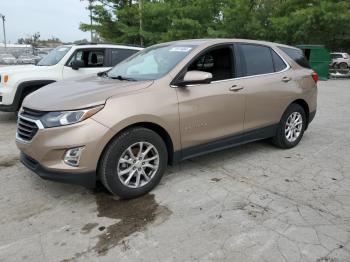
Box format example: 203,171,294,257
20,152,96,188
0,80,56,112
172,124,278,163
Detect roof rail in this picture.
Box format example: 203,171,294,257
75,42,143,48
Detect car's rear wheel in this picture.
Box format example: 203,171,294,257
272,104,306,149
339,62,348,70
99,127,168,199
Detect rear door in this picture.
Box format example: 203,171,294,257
62,48,109,78
236,43,296,131
176,44,246,151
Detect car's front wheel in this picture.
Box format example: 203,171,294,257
99,127,168,199
272,103,306,149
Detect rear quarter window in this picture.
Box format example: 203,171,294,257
279,46,311,69
271,50,288,72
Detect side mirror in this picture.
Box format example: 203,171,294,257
176,70,213,87
71,60,85,70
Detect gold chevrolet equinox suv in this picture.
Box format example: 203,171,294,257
16,39,317,199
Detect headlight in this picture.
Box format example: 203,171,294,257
40,105,104,128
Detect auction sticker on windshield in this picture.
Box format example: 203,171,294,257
169,47,193,52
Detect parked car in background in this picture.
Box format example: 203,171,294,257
330,52,350,69
16,39,318,199
17,54,41,64
0,53,17,64
0,43,142,112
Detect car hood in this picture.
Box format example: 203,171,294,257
23,75,153,111
0,65,45,74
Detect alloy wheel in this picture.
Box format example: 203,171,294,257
285,112,303,142
117,142,160,188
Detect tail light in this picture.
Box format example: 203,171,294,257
311,72,318,83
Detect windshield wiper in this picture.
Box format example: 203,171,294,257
97,71,108,77
109,75,137,81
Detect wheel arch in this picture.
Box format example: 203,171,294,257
14,80,56,110
97,121,176,177
290,99,310,129
127,122,175,164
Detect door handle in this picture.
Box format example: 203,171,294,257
229,85,244,92
282,76,291,83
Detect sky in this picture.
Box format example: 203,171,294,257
0,0,91,43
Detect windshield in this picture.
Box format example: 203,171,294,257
107,44,197,80
37,46,71,66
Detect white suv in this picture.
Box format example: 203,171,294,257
330,52,350,69
0,44,142,112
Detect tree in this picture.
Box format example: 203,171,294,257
79,0,350,50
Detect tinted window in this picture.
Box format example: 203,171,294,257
279,47,311,68
271,50,287,72
240,44,274,76
331,54,343,59
110,49,139,66
188,46,234,81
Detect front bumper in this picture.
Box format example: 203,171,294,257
0,83,17,112
20,152,96,188
16,117,115,188
0,103,18,112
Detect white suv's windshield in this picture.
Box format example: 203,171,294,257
37,46,71,66
107,44,197,80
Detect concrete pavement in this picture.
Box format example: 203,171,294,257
0,80,350,262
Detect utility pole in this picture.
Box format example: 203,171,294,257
0,13,6,49
89,0,93,42
139,0,143,47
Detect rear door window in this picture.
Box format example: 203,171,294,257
110,48,139,66
239,44,275,76
279,46,311,68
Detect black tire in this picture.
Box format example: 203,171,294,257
272,103,306,149
99,127,168,199
339,62,348,70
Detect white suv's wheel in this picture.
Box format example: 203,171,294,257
339,62,348,70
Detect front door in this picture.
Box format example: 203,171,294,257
176,45,246,151
62,48,110,79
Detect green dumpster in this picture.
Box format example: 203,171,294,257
297,45,331,80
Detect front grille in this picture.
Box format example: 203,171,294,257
17,117,39,141
17,108,45,142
